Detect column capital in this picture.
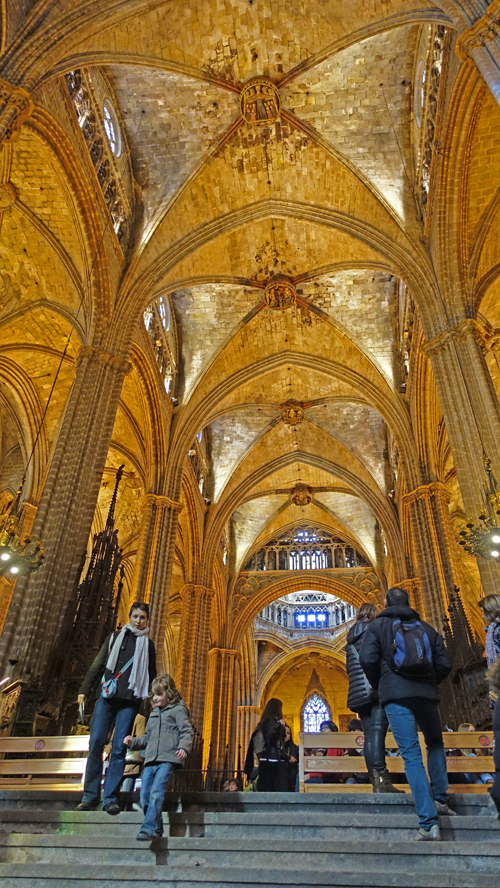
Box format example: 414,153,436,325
76,345,130,374
180,583,215,601
207,647,241,662
455,2,500,62
0,78,34,144
402,482,451,507
422,319,485,357
141,492,183,513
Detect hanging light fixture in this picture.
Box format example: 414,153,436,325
458,453,500,560
0,481,45,579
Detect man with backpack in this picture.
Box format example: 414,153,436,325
359,586,454,841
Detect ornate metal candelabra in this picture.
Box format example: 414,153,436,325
458,454,500,561
0,482,44,579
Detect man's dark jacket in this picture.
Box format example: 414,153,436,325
358,605,452,707
79,628,157,704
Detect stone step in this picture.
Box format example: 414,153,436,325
153,836,500,874
202,811,500,843
0,863,498,888
1,808,497,842
1,834,499,874
0,790,495,818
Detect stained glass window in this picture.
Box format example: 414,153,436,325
103,100,121,157
302,694,331,732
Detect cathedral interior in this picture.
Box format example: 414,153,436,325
1,0,500,770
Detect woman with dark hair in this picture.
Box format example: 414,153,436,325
244,697,287,792
77,601,157,813
346,601,400,793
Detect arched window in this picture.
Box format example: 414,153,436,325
283,609,288,628
103,100,121,157
302,693,331,732
415,59,426,128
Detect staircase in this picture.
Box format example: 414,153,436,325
0,790,499,887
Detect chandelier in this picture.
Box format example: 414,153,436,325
0,483,45,579
458,454,500,561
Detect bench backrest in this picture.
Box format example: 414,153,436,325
299,730,494,792
0,735,90,787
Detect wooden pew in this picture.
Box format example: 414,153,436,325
299,730,495,793
0,735,90,790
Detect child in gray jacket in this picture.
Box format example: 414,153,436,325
124,674,193,840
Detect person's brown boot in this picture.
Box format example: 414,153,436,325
372,769,404,793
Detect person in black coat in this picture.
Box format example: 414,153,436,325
346,602,400,792
244,698,287,792
283,723,299,792
77,601,157,814
359,586,453,841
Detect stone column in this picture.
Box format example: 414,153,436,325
424,320,500,594
0,78,33,145
0,345,129,681
236,704,260,768
175,584,214,730
132,493,183,660
456,4,500,109
402,483,459,627
203,648,241,771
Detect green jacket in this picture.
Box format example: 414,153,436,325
129,700,193,765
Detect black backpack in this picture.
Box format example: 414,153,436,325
390,618,434,677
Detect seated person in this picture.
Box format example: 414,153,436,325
307,720,345,784
344,718,370,785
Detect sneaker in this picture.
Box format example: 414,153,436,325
103,802,121,816
415,824,441,841
132,802,142,812
435,800,457,816
136,831,156,841
76,800,99,811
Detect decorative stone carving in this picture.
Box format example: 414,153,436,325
0,79,34,145
423,319,486,357
240,78,281,125
291,484,312,506
0,183,17,209
455,1,500,61
264,275,296,309
281,399,304,425
231,568,382,619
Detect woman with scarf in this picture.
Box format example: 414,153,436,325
480,594,500,818
77,601,157,814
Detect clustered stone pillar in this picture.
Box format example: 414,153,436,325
456,3,500,110
424,320,500,595
236,704,260,768
203,648,241,772
403,482,459,628
175,584,214,731
0,345,129,685
133,493,183,661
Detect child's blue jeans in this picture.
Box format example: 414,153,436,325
140,761,176,836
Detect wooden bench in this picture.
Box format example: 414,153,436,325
299,730,495,793
0,735,89,790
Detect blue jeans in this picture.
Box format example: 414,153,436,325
140,762,176,836
82,696,138,806
385,700,448,830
